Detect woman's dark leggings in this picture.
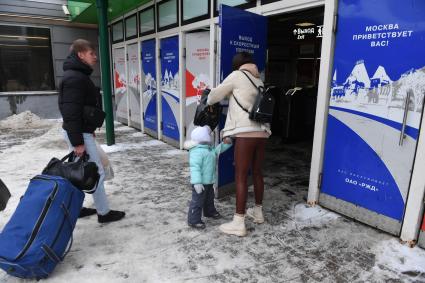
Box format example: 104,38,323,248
234,137,266,215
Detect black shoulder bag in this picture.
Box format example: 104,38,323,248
83,105,106,128
42,152,100,194
193,88,221,130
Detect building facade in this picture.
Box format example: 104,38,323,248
0,0,100,119
2,0,424,247
100,0,425,247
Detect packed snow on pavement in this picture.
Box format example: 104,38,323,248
0,112,424,283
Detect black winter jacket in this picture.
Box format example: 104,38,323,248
59,53,102,146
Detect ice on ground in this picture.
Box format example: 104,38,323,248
359,239,425,282
286,202,341,230
114,126,135,132
161,149,187,156
130,131,145,138
0,118,425,283
0,111,54,129
100,139,163,153
374,239,425,273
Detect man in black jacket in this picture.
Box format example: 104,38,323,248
59,39,125,223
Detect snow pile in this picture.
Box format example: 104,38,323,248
361,239,425,281
281,202,340,232
0,111,54,129
293,203,340,224
0,123,68,225
376,239,425,273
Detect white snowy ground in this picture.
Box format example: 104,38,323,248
0,112,424,283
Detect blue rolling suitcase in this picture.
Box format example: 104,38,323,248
0,175,84,279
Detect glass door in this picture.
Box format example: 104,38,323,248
217,5,267,192
113,47,128,125
127,43,141,129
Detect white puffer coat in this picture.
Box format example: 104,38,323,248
207,63,271,138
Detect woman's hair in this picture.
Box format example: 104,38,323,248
69,39,95,54
232,52,255,71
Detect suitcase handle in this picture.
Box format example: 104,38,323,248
60,203,75,260
41,245,61,263
41,203,75,263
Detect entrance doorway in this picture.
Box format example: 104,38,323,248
214,5,325,197
263,7,324,195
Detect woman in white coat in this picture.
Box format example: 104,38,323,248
207,52,271,236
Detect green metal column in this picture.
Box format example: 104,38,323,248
96,0,115,145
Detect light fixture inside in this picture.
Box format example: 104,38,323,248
62,4,70,16
0,35,48,40
295,22,315,27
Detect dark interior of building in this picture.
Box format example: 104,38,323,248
266,7,324,144
262,7,324,188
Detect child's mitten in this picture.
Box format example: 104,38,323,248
194,184,204,194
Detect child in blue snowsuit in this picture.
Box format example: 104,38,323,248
185,126,232,229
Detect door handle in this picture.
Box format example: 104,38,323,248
399,90,412,146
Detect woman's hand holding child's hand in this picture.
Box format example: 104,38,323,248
223,137,232,144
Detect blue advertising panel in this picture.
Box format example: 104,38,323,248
218,5,267,187
141,39,157,133
321,0,425,221
160,36,180,141
219,5,267,80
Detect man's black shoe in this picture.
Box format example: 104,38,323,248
79,207,97,218
98,210,125,223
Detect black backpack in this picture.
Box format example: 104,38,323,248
233,70,275,124
0,178,11,211
193,89,221,131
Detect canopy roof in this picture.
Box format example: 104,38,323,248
68,0,151,24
